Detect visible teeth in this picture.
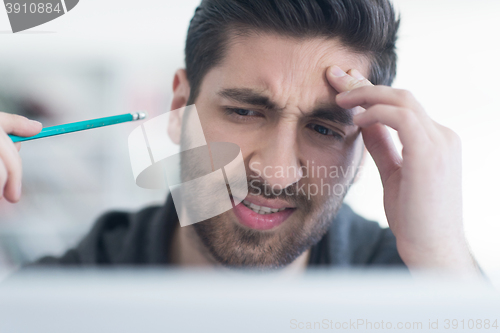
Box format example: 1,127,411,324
242,200,287,215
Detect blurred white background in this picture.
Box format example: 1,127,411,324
0,0,498,276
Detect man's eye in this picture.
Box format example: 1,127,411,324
312,124,329,135
308,124,343,140
231,108,259,116
235,108,250,116
225,108,263,118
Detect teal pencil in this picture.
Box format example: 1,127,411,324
8,112,147,143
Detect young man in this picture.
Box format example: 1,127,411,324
0,0,481,276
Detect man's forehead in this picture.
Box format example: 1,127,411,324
205,33,370,106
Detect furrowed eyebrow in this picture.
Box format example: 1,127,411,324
308,106,354,126
218,88,280,110
218,87,354,125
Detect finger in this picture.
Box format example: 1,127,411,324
354,104,432,156
337,85,425,115
0,158,7,202
0,129,22,202
0,113,42,137
360,123,402,186
337,86,438,135
326,66,373,94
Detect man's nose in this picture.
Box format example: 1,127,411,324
249,123,303,189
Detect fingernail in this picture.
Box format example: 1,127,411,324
351,69,365,80
16,183,22,199
330,66,347,77
30,120,42,126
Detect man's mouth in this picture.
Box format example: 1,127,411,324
231,195,296,231
241,200,287,214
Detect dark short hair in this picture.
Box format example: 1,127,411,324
185,0,400,105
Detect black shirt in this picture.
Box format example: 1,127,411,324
33,194,406,268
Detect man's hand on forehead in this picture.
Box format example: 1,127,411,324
324,65,481,278
328,65,374,94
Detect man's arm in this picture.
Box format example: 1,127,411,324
326,65,481,277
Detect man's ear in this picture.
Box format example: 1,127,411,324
168,69,191,145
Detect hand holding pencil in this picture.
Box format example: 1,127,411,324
0,111,147,203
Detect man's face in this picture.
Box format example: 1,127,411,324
180,33,369,269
